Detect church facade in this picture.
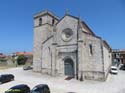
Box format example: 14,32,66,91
33,10,112,81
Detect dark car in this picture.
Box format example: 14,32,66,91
120,64,125,70
0,74,14,84
31,84,50,93
5,84,30,93
23,65,33,70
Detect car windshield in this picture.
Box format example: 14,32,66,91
32,87,41,93
0,75,2,79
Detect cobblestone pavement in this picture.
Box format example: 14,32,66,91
0,67,124,93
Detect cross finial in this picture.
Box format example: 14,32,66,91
78,13,81,21
65,9,70,15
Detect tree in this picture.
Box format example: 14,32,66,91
17,55,27,65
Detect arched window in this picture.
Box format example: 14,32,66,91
39,18,42,26
52,19,55,25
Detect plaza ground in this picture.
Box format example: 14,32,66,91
0,67,124,93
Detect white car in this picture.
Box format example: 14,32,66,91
110,66,118,74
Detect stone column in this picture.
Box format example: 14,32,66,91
77,20,84,81
51,43,57,76
78,40,84,81
51,25,57,76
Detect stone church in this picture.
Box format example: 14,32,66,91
33,10,112,81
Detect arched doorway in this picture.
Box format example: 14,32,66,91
64,57,74,77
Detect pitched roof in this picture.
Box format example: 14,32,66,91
103,40,111,51
0,53,6,58
56,14,96,36
16,52,32,56
34,10,59,20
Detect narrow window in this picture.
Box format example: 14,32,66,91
52,19,55,25
39,18,42,26
89,44,93,55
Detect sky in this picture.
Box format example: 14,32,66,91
0,0,124,54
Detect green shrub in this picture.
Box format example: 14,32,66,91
0,58,7,62
17,55,27,65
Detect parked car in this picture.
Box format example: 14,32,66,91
5,84,30,93
31,84,50,93
110,66,118,74
119,64,125,70
23,65,33,70
0,74,14,84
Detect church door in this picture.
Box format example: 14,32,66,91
64,58,74,77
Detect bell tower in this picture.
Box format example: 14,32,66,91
33,10,59,72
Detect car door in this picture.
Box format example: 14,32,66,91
2,75,7,83
6,75,10,82
24,87,30,93
0,76,4,83
44,87,49,93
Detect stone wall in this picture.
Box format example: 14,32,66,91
33,22,53,72
81,32,104,80
103,45,112,78
56,45,77,76
33,11,58,72
56,16,78,46
41,36,53,74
